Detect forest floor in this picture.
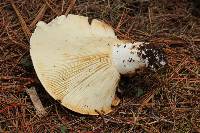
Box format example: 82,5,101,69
0,0,200,132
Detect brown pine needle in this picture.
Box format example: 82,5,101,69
43,0,60,16
65,0,76,15
30,4,47,29
9,0,31,40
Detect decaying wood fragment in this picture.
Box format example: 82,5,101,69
26,87,47,117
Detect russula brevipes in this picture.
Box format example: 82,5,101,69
30,14,166,115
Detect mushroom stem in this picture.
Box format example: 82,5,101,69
111,42,166,74
111,42,147,74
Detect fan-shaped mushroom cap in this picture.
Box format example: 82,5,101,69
30,14,166,115
30,14,123,115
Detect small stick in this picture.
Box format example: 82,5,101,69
61,0,65,12
43,0,60,16
26,87,47,117
115,10,126,31
65,0,76,15
148,7,152,33
95,110,106,130
138,87,158,112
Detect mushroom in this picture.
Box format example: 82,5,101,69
30,14,166,115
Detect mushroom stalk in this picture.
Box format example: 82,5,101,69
112,42,166,74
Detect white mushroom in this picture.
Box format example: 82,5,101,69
30,14,166,115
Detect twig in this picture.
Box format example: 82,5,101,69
0,76,33,81
138,88,158,106
150,38,186,45
65,0,76,15
115,10,127,31
103,116,126,125
61,0,66,12
30,4,47,29
9,0,31,40
43,0,60,16
26,87,47,117
148,7,152,34
95,110,106,129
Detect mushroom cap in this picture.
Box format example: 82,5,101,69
30,14,122,115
